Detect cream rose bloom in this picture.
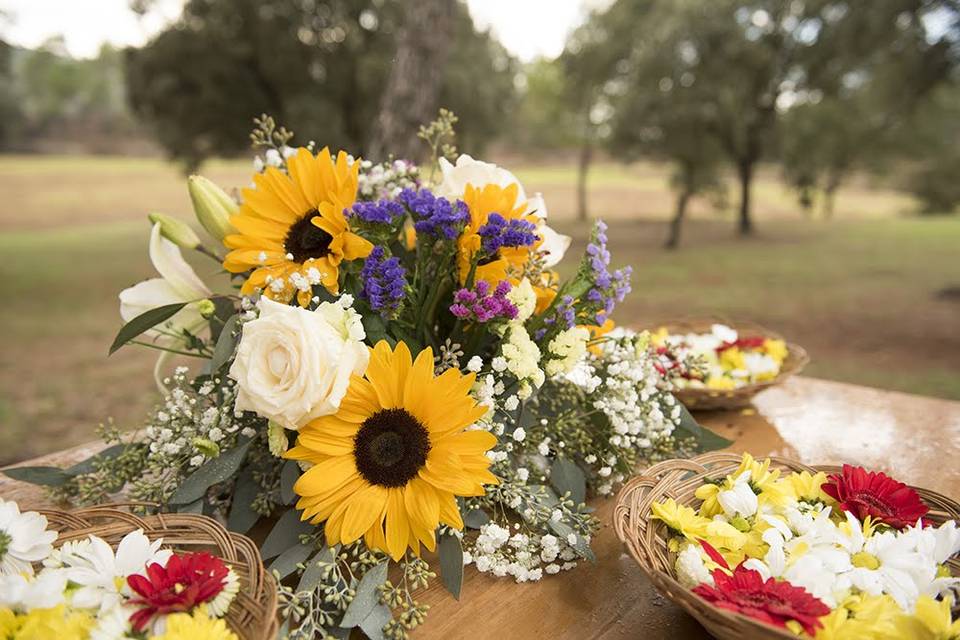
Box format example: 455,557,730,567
437,154,571,267
229,296,369,430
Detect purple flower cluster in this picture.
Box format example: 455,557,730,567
360,246,406,317
584,221,632,324
399,188,469,239
450,280,518,323
347,199,405,225
477,213,539,257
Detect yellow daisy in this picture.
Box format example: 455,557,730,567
286,341,498,560
456,183,540,285
223,147,373,306
151,607,238,640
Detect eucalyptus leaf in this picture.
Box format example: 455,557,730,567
340,560,388,628
268,542,313,581
261,509,315,560
108,302,189,355
177,498,204,514
2,466,73,486
550,458,587,505
438,534,464,600
672,400,733,451
297,546,334,592
209,314,239,372
226,468,261,534
168,438,252,504
64,444,127,476
463,508,490,529
548,520,596,562
358,603,392,640
280,460,299,505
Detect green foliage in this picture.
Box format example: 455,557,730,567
896,83,960,214
125,0,516,169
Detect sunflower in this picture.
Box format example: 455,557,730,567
223,147,373,307
286,341,498,560
456,182,541,285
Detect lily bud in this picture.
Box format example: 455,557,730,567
197,298,217,318
188,175,238,241
147,212,202,250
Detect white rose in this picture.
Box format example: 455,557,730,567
229,297,369,430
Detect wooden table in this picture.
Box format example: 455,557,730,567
4,377,960,638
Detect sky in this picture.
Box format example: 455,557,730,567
0,0,600,61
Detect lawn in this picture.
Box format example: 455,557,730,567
0,154,957,464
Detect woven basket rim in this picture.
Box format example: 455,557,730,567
36,503,278,640
612,452,960,640
647,318,809,410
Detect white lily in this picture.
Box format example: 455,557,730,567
119,223,213,390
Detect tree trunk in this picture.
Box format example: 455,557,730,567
367,0,455,162
736,160,755,236
821,174,841,220
664,188,692,250
577,138,592,222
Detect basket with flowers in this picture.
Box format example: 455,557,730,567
649,320,808,410
6,112,729,638
613,452,960,640
0,499,276,640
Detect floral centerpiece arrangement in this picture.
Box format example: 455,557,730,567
652,323,790,391
7,113,726,639
0,498,241,639
651,454,960,639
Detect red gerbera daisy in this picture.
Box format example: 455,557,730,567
693,565,830,636
127,551,230,632
821,464,928,529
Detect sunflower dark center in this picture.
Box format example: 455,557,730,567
285,210,333,263
354,408,430,487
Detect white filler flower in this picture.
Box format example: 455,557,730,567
0,498,57,576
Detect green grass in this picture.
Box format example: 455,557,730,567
0,154,957,463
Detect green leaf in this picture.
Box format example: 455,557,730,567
261,509,315,560
280,460,299,505
209,297,237,342
550,458,587,505
268,542,313,581
2,466,73,486
168,438,252,504
672,400,733,451
108,302,189,355
209,314,239,372
359,603,392,640
548,520,596,563
438,534,464,600
297,546,334,592
64,444,127,476
464,508,490,529
177,498,205,514
226,468,261,534
361,314,391,346
340,560,388,628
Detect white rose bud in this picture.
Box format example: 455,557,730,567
229,297,369,430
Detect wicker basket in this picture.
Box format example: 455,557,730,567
38,505,278,640
612,452,960,640
651,319,809,411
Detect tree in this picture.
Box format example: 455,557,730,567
126,0,516,170
367,0,454,161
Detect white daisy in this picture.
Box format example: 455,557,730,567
62,529,172,612
674,543,714,588
90,603,139,640
0,568,68,610
0,498,58,576
208,567,241,617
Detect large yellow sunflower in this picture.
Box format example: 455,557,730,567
223,147,373,306
286,341,498,560
456,182,541,285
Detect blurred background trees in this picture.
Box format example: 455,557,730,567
1,0,958,227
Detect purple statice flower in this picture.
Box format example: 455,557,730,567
347,199,405,225
477,213,539,257
450,280,518,323
541,294,575,333
582,220,632,325
360,246,406,317
399,188,469,239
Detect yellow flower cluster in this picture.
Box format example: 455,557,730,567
0,606,237,640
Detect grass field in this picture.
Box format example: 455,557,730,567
0,154,957,464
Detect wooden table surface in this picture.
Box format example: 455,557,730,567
4,376,960,639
